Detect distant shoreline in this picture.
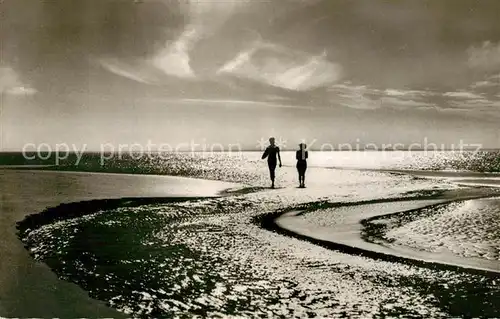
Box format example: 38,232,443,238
1,149,499,154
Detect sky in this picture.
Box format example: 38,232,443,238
1,0,500,151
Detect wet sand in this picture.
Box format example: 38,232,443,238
0,169,238,318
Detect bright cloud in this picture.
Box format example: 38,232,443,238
99,58,155,84
152,0,247,79
218,41,342,91
383,89,436,98
470,80,497,89
443,91,484,99
384,89,409,97
151,27,199,79
218,46,258,75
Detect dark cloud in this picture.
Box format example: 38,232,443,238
265,0,500,89
1,0,184,91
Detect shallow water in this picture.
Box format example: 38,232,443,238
3,150,500,183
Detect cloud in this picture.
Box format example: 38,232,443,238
467,41,500,70
381,97,435,109
465,73,500,101
383,89,437,98
438,81,500,114
218,41,342,91
151,27,199,79
5,86,38,96
329,84,382,109
99,58,155,84
152,0,248,79
470,80,497,89
384,89,411,97
218,46,258,75
443,91,484,99
331,83,448,112
100,0,248,83
273,52,342,91
328,83,440,111
438,88,500,114
448,98,500,109
0,66,37,95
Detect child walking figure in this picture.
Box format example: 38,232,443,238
296,143,308,188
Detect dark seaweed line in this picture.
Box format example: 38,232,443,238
254,197,500,279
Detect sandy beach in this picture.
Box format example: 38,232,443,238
0,169,238,318
4,157,500,317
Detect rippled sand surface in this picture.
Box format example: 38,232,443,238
373,198,500,261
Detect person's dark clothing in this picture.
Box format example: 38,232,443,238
262,146,280,181
296,150,308,175
268,162,276,180
262,146,280,164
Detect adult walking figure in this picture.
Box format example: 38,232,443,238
296,143,308,188
261,137,282,188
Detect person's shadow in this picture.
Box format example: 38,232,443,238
269,186,284,189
